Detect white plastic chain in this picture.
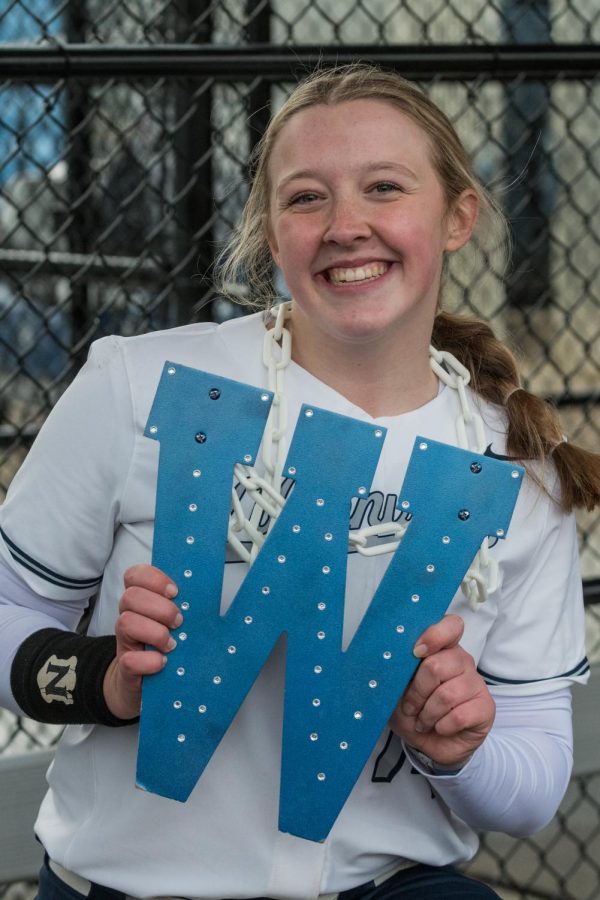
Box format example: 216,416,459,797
227,301,497,609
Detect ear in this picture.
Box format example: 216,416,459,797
445,188,479,252
265,216,281,269
269,239,281,269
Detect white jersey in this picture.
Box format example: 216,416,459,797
0,312,588,899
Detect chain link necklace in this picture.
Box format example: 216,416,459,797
227,301,497,610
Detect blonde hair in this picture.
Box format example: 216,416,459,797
215,62,507,307
215,63,600,512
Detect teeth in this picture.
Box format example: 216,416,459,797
328,262,389,284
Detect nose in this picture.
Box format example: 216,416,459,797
323,197,371,245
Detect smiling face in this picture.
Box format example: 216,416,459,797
267,99,477,355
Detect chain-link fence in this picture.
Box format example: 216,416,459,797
0,1,599,898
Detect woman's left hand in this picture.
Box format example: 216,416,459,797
390,614,495,769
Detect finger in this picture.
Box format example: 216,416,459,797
117,648,168,680
413,613,464,658
428,695,495,740
123,564,178,598
115,609,178,655
120,585,183,629
401,647,472,717
412,670,484,732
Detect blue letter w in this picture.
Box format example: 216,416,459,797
136,363,522,841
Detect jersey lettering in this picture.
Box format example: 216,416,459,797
136,363,523,841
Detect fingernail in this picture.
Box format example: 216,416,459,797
167,637,177,651
174,613,183,627
403,702,416,717
162,655,168,667
165,583,178,598
414,721,427,733
413,643,428,658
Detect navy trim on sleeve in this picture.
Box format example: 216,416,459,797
478,657,590,686
0,527,102,591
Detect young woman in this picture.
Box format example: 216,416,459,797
1,64,599,900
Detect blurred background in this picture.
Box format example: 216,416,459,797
0,2,598,897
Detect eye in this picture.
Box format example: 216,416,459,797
287,191,321,206
371,181,402,195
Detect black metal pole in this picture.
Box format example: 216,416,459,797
172,1,214,324
1,44,598,80
245,0,272,155
65,2,94,369
502,0,553,308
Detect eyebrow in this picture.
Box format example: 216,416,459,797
275,161,419,193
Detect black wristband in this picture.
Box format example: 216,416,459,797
10,628,137,726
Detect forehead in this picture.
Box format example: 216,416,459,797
268,98,435,180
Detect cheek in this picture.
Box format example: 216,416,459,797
397,218,447,276
273,221,319,275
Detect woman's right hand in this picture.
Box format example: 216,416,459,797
103,564,180,720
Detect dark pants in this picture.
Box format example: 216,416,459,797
37,855,501,899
